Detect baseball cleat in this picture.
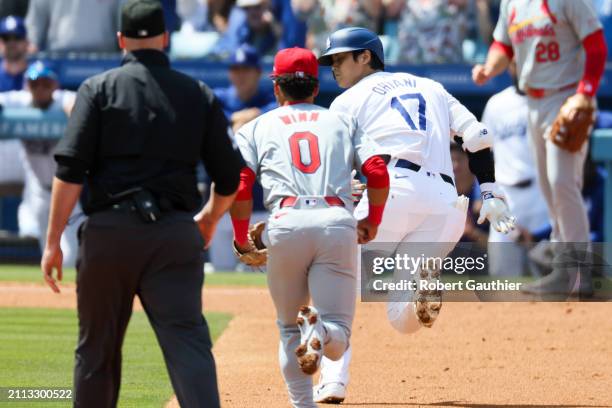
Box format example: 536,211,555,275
313,382,346,404
415,268,442,328
295,305,325,375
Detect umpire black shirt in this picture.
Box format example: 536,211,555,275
54,49,244,214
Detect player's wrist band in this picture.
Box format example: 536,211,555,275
367,204,385,226
481,191,494,200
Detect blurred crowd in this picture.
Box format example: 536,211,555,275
0,0,609,64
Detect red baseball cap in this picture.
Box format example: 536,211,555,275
271,47,318,79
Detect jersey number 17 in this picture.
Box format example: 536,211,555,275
391,93,427,131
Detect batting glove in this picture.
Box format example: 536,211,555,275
477,183,516,234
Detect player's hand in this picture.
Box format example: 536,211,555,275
194,208,220,249
477,195,516,234
357,218,378,244
472,64,492,86
351,171,366,202
41,243,63,293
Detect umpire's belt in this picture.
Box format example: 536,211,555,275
524,82,576,99
394,158,455,187
280,196,344,208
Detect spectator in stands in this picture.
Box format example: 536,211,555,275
162,0,180,33
0,15,27,212
0,61,83,266
481,62,551,277
177,0,237,32
214,44,276,132
292,0,382,55
209,44,274,271
271,0,307,49
212,0,280,58
0,0,28,19
397,0,470,64
25,0,125,53
0,15,27,91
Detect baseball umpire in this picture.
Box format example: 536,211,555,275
40,1,243,407
473,0,607,296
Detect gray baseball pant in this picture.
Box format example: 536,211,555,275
526,88,590,242
264,206,358,408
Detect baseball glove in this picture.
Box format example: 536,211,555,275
232,222,267,267
549,93,596,152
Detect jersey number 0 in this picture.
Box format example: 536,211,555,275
289,131,321,173
391,93,427,131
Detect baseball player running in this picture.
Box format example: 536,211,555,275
473,0,607,296
313,27,516,403
229,47,390,408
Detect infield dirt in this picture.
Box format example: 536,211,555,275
1,283,610,408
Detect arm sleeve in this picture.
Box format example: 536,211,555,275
490,40,514,59
25,0,49,51
565,0,603,41
53,81,99,182
200,84,245,196
467,148,496,185
446,88,492,152
492,0,511,45
361,155,389,189
578,29,607,97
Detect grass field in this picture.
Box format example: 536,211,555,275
0,265,267,287
0,308,231,407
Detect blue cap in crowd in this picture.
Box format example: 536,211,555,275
230,45,261,69
0,15,26,38
25,61,58,82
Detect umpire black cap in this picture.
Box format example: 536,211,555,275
121,0,165,39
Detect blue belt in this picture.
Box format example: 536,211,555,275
395,159,455,187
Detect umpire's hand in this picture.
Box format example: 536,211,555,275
41,243,63,293
194,209,219,249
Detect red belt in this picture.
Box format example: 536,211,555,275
524,82,576,99
280,196,344,208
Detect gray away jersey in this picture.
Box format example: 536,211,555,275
494,0,601,90
235,103,376,210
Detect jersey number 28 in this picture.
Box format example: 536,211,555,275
391,93,427,131
289,131,321,173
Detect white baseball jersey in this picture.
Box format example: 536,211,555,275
330,71,481,177
493,0,602,91
235,103,376,210
0,90,75,189
481,86,534,186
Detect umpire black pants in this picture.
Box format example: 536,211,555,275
73,210,220,408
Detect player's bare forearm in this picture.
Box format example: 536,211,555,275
230,199,253,221
473,47,511,85
366,186,389,206
484,47,511,76
46,177,83,247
